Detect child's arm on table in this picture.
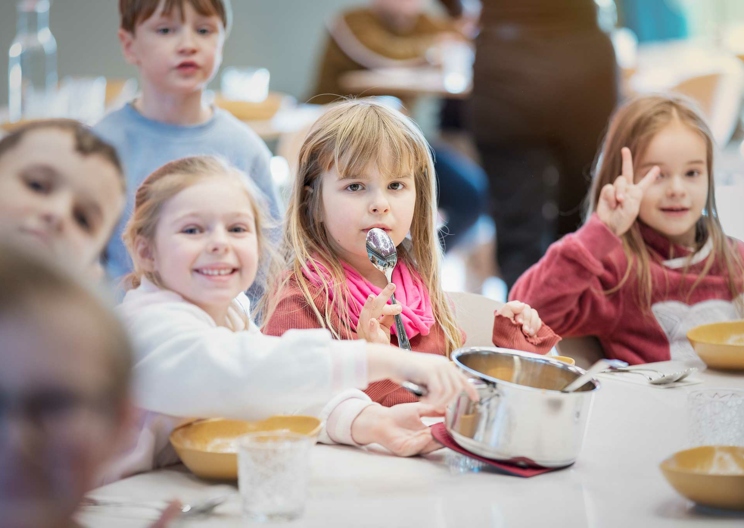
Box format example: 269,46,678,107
125,300,476,421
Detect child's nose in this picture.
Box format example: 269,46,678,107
40,193,73,232
369,192,390,214
207,228,229,253
178,29,198,52
667,175,686,196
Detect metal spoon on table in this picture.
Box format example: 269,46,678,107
365,228,426,396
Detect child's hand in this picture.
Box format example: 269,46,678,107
391,353,479,409
596,147,659,237
357,284,402,345
497,301,542,336
350,403,443,456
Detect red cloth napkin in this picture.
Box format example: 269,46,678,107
430,423,569,477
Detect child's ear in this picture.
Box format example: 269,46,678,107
134,237,156,272
118,28,139,65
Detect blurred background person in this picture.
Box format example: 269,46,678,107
310,0,488,251
442,0,619,288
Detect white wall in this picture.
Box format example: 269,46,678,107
0,0,363,107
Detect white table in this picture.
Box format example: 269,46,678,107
78,368,744,528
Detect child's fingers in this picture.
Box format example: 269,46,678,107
621,147,634,182
380,304,403,317
614,174,628,203
600,183,617,209
636,165,660,192
377,314,395,332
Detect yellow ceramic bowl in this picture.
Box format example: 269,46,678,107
170,416,321,480
552,355,576,366
660,445,744,510
687,320,744,370
213,92,287,121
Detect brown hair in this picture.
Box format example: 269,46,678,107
265,99,462,355
587,94,744,310
122,155,279,295
119,0,232,33
0,118,125,191
0,243,133,401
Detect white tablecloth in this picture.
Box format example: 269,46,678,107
78,368,744,528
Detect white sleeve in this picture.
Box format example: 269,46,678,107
123,302,368,421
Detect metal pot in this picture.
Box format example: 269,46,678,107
445,346,600,468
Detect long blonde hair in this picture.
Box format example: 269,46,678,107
122,156,279,295
266,99,462,354
587,94,744,310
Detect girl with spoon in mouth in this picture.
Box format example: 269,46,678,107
263,100,560,449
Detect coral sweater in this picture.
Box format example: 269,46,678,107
264,276,560,406
511,214,744,365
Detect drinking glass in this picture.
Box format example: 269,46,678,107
237,431,314,522
688,388,744,447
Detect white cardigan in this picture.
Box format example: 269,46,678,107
104,278,375,481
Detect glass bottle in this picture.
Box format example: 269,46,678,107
8,0,58,122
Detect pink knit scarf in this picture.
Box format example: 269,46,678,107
302,260,436,338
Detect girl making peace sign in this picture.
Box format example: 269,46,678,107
511,94,744,366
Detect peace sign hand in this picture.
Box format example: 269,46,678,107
596,148,660,237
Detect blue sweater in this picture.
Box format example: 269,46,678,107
94,103,281,281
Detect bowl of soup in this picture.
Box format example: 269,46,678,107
660,445,744,510
170,416,322,480
687,320,744,370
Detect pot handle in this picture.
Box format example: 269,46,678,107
401,381,427,397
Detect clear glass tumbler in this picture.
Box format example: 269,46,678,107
238,431,314,522
688,388,744,447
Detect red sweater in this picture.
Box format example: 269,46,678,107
511,214,744,365
264,275,560,406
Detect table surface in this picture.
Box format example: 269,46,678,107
78,366,744,528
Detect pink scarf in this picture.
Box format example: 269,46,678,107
302,260,436,339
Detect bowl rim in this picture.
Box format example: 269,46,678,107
686,320,744,346
659,445,744,476
169,416,323,452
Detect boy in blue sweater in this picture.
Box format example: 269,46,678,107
96,0,281,283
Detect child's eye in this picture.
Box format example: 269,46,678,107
197,27,212,35
388,182,405,191
686,169,701,178
229,224,251,233
181,226,201,235
345,183,364,192
156,26,173,35
74,210,91,232
25,178,50,194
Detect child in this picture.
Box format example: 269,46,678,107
0,119,126,274
95,0,281,283
510,94,744,366
0,244,133,528
263,100,559,407
112,155,476,479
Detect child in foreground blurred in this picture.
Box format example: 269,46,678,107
0,245,133,528
511,94,744,365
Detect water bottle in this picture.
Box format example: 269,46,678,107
8,0,58,122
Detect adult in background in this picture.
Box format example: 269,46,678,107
311,0,489,251
442,0,618,287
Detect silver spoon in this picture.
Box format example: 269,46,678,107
603,365,697,385
562,359,627,392
365,228,427,397
365,228,412,350
81,493,230,518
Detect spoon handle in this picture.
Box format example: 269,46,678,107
390,293,412,350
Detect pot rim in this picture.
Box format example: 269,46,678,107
451,346,601,394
